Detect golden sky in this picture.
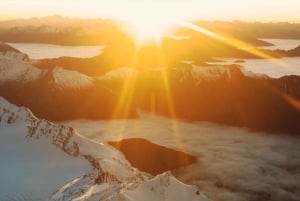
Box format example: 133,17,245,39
1,0,300,22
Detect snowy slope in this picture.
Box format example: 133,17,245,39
0,43,94,88
0,97,210,201
52,67,93,89
49,171,207,201
0,46,94,88
0,97,91,199
0,51,42,83
175,64,268,86
177,64,236,82
100,67,137,80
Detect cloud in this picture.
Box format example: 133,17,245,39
63,113,300,201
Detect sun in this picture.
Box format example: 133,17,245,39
121,2,180,46
128,15,173,45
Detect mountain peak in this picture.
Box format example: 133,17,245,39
0,43,21,53
52,67,94,89
0,97,209,201
0,43,29,61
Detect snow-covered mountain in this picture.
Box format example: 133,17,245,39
0,97,91,199
100,67,137,80
133,64,300,134
0,43,41,83
0,43,93,88
0,44,121,120
0,97,209,201
1,42,300,134
50,67,94,89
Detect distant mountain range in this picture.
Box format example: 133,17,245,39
1,43,300,134
1,16,300,60
193,21,300,39
0,15,131,46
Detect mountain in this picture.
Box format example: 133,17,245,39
2,17,300,61
1,43,300,134
0,96,91,199
0,96,209,201
0,42,23,53
0,16,131,46
0,43,39,83
191,21,300,40
134,64,300,134
0,46,135,120
288,45,300,56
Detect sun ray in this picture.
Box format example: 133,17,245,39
282,93,300,112
106,50,141,172
108,49,141,144
106,13,294,162
270,87,300,112
156,46,188,156
178,21,288,66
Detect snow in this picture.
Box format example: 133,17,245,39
0,51,94,88
124,172,209,201
191,65,227,80
100,67,137,80
0,97,210,201
48,172,210,201
53,67,93,89
0,97,91,199
177,65,230,86
0,51,42,83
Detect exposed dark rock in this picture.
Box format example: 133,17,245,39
234,60,245,63
288,45,300,56
133,65,300,134
108,138,197,175
0,42,21,53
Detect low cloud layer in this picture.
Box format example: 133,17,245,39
64,113,300,201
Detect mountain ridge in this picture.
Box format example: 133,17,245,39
1,44,300,134
0,96,209,201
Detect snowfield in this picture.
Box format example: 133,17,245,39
52,67,94,89
0,51,42,83
0,97,209,201
0,50,94,89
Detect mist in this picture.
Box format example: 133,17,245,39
63,112,300,201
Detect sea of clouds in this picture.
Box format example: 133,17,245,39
63,112,300,201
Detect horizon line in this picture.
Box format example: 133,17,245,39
0,14,300,24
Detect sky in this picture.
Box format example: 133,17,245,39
1,0,300,22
